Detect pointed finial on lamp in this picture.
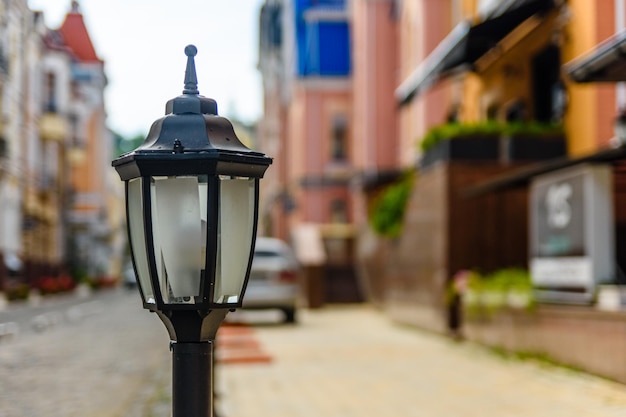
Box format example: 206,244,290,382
163,44,217,116
183,45,199,95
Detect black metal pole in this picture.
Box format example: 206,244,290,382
171,341,213,417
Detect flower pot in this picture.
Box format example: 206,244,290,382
481,291,506,308
421,136,500,169
504,135,566,161
507,290,531,309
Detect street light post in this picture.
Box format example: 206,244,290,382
112,45,272,417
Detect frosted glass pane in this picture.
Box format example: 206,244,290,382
152,176,205,303
199,182,208,268
214,177,255,304
199,182,208,221
127,179,155,303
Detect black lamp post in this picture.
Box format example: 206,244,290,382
112,45,272,417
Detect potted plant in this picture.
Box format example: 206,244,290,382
490,268,533,310
419,122,502,169
418,121,566,168
461,268,534,320
501,122,565,161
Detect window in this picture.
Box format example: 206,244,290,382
296,0,350,77
331,114,348,161
44,72,56,112
532,45,561,123
260,4,282,50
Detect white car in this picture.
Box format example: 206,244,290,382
243,237,300,323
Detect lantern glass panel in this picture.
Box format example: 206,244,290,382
127,178,156,304
214,176,256,304
151,175,208,304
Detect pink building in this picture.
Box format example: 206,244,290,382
351,0,401,221
259,0,404,303
258,0,355,238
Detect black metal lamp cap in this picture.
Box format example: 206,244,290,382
183,45,199,95
112,42,272,182
165,44,217,116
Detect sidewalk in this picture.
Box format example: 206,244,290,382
216,306,626,417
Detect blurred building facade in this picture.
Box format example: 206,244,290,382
378,1,626,386
258,0,626,316
259,0,352,232
0,1,116,291
55,3,115,280
259,0,365,303
0,0,33,289
386,0,626,328
395,0,622,157
351,0,400,222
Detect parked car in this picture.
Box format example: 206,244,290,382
243,237,301,323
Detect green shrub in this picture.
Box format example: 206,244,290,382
369,172,415,238
484,268,532,293
501,121,563,137
462,268,534,318
5,283,30,301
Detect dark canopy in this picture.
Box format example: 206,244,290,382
396,0,558,105
566,31,626,83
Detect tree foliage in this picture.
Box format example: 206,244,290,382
114,132,146,157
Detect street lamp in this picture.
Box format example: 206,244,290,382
112,45,272,417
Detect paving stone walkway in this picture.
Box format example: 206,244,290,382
2,294,626,417
217,306,626,417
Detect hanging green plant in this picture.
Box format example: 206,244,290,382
369,171,415,238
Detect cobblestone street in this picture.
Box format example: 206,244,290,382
0,290,171,417
2,293,626,416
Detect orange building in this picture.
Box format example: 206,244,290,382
53,3,115,280
396,0,625,157
378,0,626,326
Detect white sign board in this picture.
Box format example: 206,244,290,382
529,164,614,303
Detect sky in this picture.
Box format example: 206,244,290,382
27,0,265,138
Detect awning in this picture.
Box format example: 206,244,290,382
396,0,557,105
565,30,626,83
483,0,555,18
464,144,626,197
